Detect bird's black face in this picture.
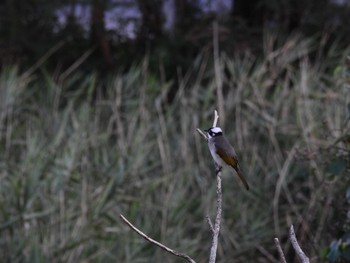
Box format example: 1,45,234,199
205,127,223,138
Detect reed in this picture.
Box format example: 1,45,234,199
0,34,349,262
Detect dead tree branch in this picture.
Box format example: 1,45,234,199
120,110,222,263
274,225,311,263
197,109,222,263
274,238,287,263
208,170,222,263
120,214,196,263
289,225,310,263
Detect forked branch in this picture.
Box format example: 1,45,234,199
274,225,310,263
197,109,222,263
274,238,287,263
196,109,219,140
120,110,222,263
290,225,310,263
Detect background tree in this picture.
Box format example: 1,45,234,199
173,0,200,35
136,0,164,44
91,0,112,66
0,0,59,65
0,0,350,72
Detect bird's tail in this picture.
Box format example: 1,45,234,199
232,164,250,190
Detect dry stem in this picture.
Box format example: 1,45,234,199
196,128,208,140
197,109,222,263
212,110,219,127
290,225,310,263
120,214,196,263
121,110,222,263
208,170,222,263
274,238,287,263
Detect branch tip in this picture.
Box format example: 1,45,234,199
274,237,287,263
289,225,310,263
213,110,219,127
196,128,208,140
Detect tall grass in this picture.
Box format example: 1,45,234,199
0,35,349,263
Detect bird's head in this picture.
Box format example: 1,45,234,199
204,127,223,139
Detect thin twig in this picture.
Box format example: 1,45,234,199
274,238,287,263
120,214,196,263
289,225,310,263
206,216,215,234
196,109,219,140
196,128,208,140
212,110,219,127
208,170,222,263
257,245,280,263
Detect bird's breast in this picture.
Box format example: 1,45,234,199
208,140,228,167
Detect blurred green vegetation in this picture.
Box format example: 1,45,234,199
0,34,349,263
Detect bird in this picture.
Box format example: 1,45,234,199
204,127,249,190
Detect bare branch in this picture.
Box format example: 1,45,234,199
196,128,208,141
289,225,310,263
206,216,214,234
120,110,223,263
196,110,219,141
212,110,219,127
274,238,287,263
209,170,222,263
120,214,196,263
196,109,222,263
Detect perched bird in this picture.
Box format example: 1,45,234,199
205,127,249,190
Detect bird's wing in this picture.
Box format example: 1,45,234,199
215,146,238,166
216,145,250,190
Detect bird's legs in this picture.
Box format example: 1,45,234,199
214,163,222,175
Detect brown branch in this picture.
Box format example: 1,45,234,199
289,225,310,263
274,238,287,263
120,214,196,263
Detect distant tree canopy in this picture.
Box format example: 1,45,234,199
0,0,350,73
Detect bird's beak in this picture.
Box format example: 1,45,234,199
204,129,209,133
